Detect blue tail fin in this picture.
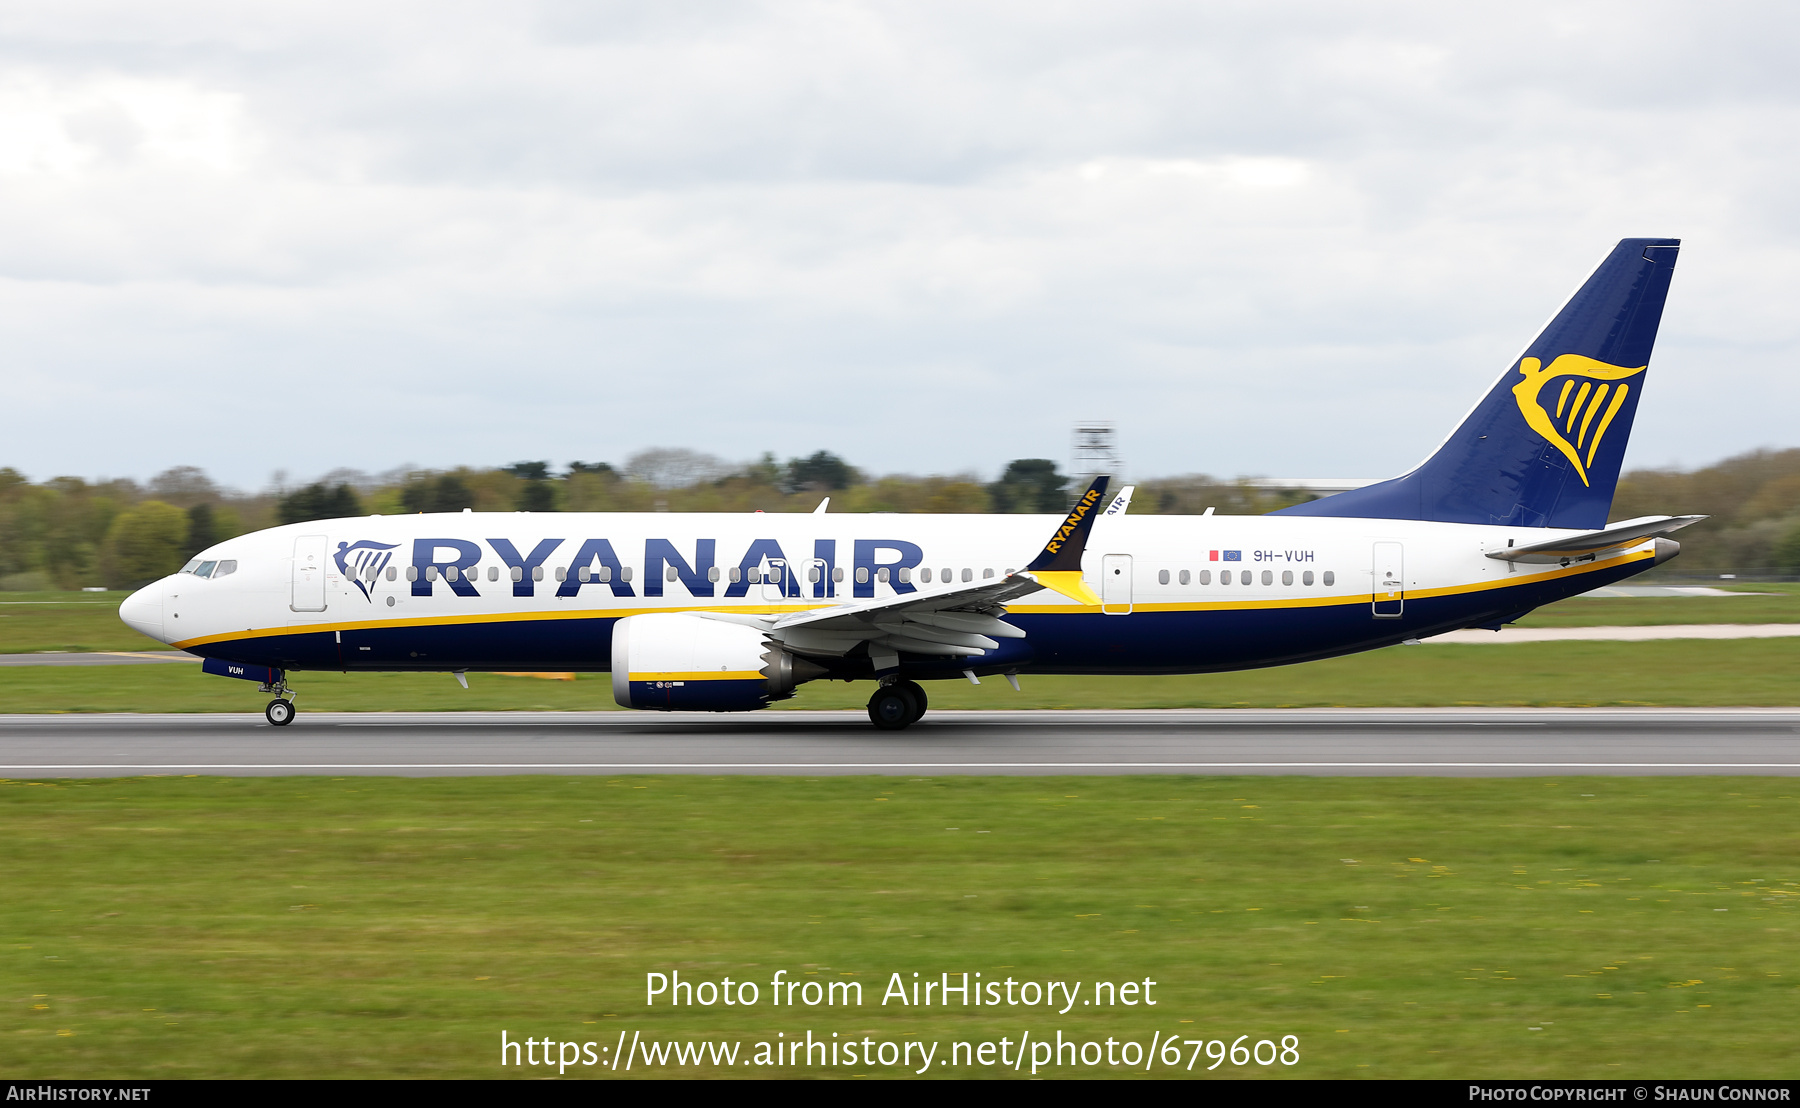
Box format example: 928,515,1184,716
1275,238,1680,529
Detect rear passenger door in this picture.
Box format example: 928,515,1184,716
1371,541,1403,618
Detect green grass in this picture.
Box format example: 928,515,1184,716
1,775,1794,1078
3,637,1797,713
1516,582,1800,628
0,593,165,654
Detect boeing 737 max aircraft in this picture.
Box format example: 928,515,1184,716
120,238,1698,729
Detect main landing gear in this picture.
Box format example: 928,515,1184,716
867,679,928,731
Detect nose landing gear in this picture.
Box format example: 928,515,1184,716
259,672,297,727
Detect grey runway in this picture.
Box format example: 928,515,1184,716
1,708,1798,776
0,651,197,667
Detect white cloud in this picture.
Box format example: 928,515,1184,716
0,0,1796,489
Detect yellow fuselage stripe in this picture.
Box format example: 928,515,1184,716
630,671,764,682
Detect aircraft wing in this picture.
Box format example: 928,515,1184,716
1485,514,1707,564
717,477,1112,663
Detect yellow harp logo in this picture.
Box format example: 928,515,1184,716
1511,354,1646,486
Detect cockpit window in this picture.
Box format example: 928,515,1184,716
194,561,218,579
180,559,202,574
214,560,237,578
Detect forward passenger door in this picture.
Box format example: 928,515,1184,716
292,535,328,613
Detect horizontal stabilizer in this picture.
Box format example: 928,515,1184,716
1486,515,1705,564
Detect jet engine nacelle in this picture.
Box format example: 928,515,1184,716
611,613,827,711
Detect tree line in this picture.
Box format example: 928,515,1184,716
2,446,1796,591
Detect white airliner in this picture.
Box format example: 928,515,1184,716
121,238,1699,729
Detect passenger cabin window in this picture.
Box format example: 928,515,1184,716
386,566,397,581
1261,570,1273,585
856,568,869,584
983,568,994,579
1282,570,1293,586
1219,570,1230,585
898,567,911,584
577,567,591,583
1303,570,1313,586
1179,569,1190,585
1323,570,1335,586
961,568,972,583
921,568,933,583
1240,570,1252,585
728,567,741,582
407,566,420,582
833,568,845,583
599,566,612,583
707,567,721,582
555,567,566,582
1199,569,1211,585
877,567,890,583
1158,569,1170,585
511,566,524,582
809,566,821,583
488,566,500,581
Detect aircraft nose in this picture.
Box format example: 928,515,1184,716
119,580,166,643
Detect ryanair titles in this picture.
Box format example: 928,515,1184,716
347,536,935,602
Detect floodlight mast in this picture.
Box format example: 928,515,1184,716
1070,420,1122,492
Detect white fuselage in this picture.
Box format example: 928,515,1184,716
121,510,1657,679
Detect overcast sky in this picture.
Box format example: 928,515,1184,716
3,1,1796,491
